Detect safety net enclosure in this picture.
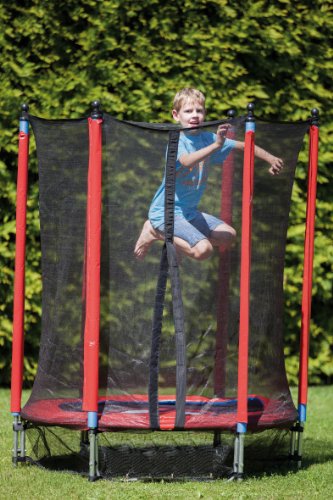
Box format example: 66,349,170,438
11,103,319,480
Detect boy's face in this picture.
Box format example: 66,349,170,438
172,99,206,128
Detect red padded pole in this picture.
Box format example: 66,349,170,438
298,112,319,411
82,112,103,413
11,106,30,414
237,106,255,427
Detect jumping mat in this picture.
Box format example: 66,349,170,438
21,394,297,431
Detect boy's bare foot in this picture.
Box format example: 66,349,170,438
134,220,161,260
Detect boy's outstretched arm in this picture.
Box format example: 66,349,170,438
234,141,284,175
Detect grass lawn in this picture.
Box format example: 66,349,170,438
0,386,332,499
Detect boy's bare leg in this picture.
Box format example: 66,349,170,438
209,223,236,250
174,236,213,261
172,223,236,261
134,220,163,260
134,222,223,262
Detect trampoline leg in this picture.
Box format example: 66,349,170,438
12,415,26,465
20,422,26,461
289,423,304,469
231,432,244,481
80,430,89,452
290,426,296,457
88,429,100,482
12,416,19,466
213,431,221,447
296,423,304,469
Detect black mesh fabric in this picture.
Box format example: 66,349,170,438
26,118,89,403
21,114,309,434
24,426,291,479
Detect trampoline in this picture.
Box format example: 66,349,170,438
10,102,319,480
20,394,297,431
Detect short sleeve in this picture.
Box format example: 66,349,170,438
177,134,190,161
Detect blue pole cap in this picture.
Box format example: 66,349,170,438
246,121,255,132
298,404,307,423
237,422,247,433
87,411,98,428
19,120,29,134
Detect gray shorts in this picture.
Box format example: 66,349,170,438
155,212,224,247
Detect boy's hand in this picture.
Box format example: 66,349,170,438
268,155,284,175
216,124,231,146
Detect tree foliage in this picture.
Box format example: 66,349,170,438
0,0,332,385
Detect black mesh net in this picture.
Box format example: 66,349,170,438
25,426,292,480
21,113,308,477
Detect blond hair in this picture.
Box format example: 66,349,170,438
173,88,206,112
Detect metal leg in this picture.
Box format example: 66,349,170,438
81,430,89,443
289,423,304,469
213,430,221,447
80,430,89,453
20,423,26,460
232,433,240,474
290,426,296,457
12,415,26,465
12,416,19,466
296,423,304,469
231,432,245,481
88,429,100,481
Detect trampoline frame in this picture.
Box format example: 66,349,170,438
10,102,319,481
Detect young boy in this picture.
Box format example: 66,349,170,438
134,88,283,261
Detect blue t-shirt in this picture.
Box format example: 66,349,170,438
149,131,235,227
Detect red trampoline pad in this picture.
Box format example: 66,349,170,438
21,394,297,431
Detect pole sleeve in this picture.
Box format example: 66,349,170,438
82,117,103,412
237,122,255,426
298,124,319,408
11,121,29,413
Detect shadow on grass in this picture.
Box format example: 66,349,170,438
240,436,333,479
20,421,333,482
23,437,333,482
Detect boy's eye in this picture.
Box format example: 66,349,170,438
184,108,204,113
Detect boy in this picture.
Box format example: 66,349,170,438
134,88,283,261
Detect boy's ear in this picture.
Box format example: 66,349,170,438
172,109,179,121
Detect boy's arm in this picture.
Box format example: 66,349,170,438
178,124,231,169
233,141,284,175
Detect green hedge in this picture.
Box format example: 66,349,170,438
1,0,332,386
